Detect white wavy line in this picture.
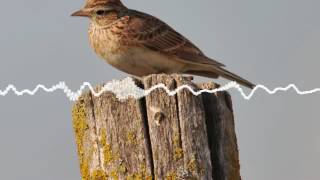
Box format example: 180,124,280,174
0,77,319,101
237,84,320,100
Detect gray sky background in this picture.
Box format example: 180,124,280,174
0,0,319,179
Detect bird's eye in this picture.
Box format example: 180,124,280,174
96,10,105,16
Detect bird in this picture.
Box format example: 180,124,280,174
71,0,255,88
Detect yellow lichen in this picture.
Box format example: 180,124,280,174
174,148,183,161
100,128,121,167
110,170,119,180
126,174,142,180
118,163,127,174
125,163,152,180
103,144,113,166
126,173,152,180
100,128,113,166
187,157,198,174
127,132,138,145
91,169,107,180
139,163,152,180
72,101,90,180
165,171,177,180
173,133,180,145
80,160,90,180
100,128,107,146
173,133,183,161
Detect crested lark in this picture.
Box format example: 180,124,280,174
72,0,255,88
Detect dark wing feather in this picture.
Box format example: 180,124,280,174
122,10,225,67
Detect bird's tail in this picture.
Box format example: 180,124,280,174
186,66,255,89
214,67,255,89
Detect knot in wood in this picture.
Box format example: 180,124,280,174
150,106,165,126
154,111,165,125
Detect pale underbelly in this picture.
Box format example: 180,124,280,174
101,47,187,77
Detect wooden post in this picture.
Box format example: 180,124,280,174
72,74,241,180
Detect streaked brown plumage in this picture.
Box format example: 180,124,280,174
72,0,255,88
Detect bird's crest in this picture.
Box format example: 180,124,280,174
85,0,124,8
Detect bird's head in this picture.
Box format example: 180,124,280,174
71,0,127,25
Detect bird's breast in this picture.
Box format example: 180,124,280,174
88,24,123,60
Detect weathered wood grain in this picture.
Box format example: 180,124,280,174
143,74,184,179
200,82,241,180
72,84,152,179
72,74,241,180
174,75,212,179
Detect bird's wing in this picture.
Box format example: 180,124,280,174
122,10,225,67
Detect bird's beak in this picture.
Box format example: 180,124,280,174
71,9,90,17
